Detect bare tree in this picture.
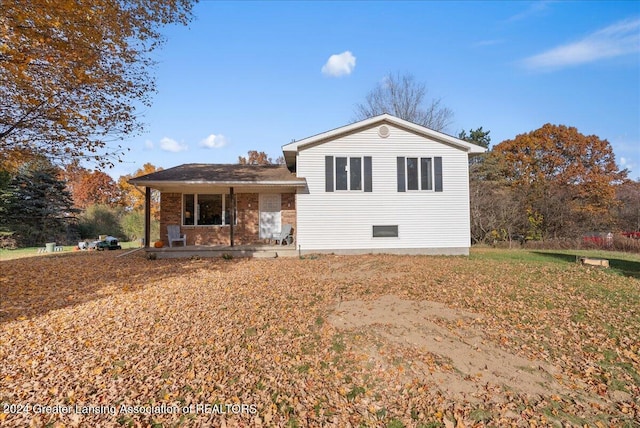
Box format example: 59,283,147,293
354,72,454,132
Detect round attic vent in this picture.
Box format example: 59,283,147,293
378,125,390,138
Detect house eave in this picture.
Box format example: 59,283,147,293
128,179,307,188
282,114,487,170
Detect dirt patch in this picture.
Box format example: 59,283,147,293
329,295,573,401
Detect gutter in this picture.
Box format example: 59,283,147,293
128,180,307,187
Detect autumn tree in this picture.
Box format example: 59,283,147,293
494,124,627,237
63,162,121,209
468,150,526,244
0,0,195,168
615,179,640,232
238,151,273,165
354,72,454,132
117,163,161,216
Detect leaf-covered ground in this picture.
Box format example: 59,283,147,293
1,250,639,427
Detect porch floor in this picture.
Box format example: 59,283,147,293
146,243,299,259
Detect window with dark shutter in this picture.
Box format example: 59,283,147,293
398,156,441,192
336,157,348,190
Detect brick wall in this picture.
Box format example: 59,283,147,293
159,191,296,246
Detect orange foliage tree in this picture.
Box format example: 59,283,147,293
63,163,121,209
117,163,161,219
238,151,273,165
0,0,195,168
493,124,627,237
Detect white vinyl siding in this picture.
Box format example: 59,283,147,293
295,124,471,251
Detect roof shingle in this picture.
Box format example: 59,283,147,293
129,163,304,185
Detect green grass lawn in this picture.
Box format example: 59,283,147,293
470,246,640,278
0,241,140,261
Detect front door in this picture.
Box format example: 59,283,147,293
259,194,281,239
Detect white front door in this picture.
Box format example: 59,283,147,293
259,194,281,239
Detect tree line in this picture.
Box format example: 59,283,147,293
463,125,639,245
0,153,162,248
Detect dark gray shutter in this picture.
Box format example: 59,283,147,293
364,156,372,192
325,156,334,192
434,156,443,192
397,157,405,192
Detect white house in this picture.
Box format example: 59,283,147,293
130,114,485,255
282,114,486,255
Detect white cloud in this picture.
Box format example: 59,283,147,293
143,139,154,150
159,137,188,152
522,18,640,70
321,51,356,77
199,134,228,149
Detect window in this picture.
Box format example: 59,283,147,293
397,156,442,192
183,193,236,226
336,157,348,190
325,156,372,192
421,158,433,191
407,158,419,190
183,194,195,225
373,225,398,238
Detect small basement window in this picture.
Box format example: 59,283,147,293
373,225,398,238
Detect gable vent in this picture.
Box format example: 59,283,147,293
378,125,390,138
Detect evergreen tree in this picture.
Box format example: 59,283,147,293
2,161,77,246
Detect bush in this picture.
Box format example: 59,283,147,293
119,210,160,242
78,204,124,239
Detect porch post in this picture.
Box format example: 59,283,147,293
229,187,235,247
144,187,151,248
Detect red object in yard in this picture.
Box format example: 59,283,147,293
622,231,640,239
582,232,613,246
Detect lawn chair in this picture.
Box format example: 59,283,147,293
167,225,187,247
273,224,293,245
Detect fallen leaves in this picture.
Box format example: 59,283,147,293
0,251,638,426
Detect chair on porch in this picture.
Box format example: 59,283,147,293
167,225,187,247
274,224,293,245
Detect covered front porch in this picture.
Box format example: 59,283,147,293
128,163,306,255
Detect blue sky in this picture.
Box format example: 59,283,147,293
110,0,640,180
